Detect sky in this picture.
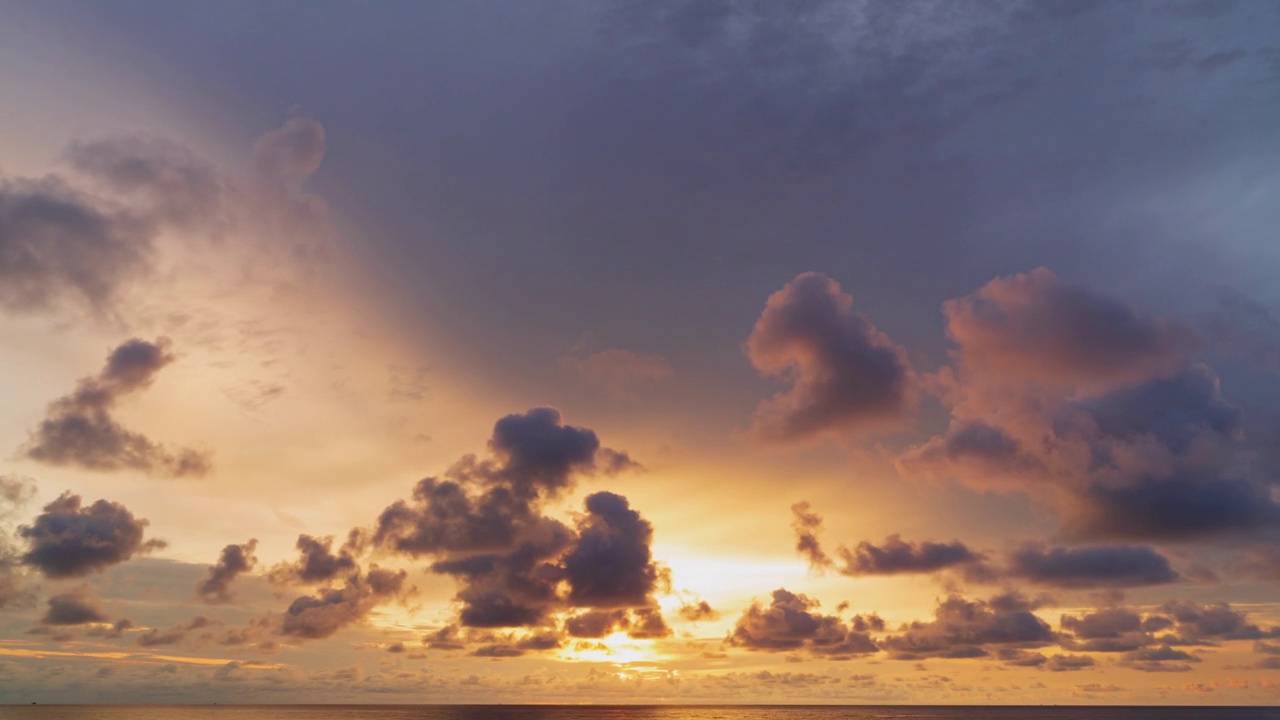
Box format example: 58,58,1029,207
1,0,1280,706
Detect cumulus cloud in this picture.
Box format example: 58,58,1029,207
728,588,879,658
900,271,1280,546
564,607,671,640
374,408,658,639
267,534,359,586
22,338,212,477
277,566,409,640
879,592,1054,660
197,539,259,604
563,492,664,609
19,492,165,578
942,267,1195,390
41,586,109,626
789,503,984,579
746,272,915,443
1057,599,1280,669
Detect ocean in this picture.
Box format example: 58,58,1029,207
0,707,1277,720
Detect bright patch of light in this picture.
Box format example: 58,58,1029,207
559,631,656,664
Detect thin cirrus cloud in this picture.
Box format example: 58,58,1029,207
21,337,212,478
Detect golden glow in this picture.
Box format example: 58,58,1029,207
0,643,284,668
558,631,658,664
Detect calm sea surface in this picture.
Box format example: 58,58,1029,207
1,707,1278,720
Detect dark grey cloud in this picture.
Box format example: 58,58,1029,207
278,566,409,640
0,176,153,316
563,491,663,609
1075,364,1241,451
879,592,1054,660
1045,654,1096,672
838,535,983,577
1006,545,1180,588
995,649,1095,672
1119,645,1200,673
1066,475,1280,541
563,607,671,640
197,539,258,604
728,588,878,658
485,407,636,499
41,586,109,626
375,408,656,637
432,524,572,629
745,272,915,443
788,503,985,579
470,632,562,658
22,338,212,478
1058,599,1279,661
790,502,832,571
19,492,164,578
268,534,357,586
1158,599,1280,642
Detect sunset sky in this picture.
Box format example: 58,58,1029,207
3,0,1280,705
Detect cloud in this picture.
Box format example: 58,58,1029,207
943,267,1195,390
879,592,1054,660
728,588,879,658
41,586,109,626
563,492,664,609
374,408,658,639
1058,599,1280,662
486,407,637,499
22,338,212,477
558,348,674,398
267,534,359,586
564,607,671,640
1119,645,1200,673
278,566,409,640
678,600,719,622
838,535,983,577
1045,653,1096,672
901,272,1280,544
137,616,215,647
1005,545,1180,588
788,504,984,578
19,492,165,578
252,114,327,189
197,539,259,604
67,135,229,231
790,502,832,571
1065,475,1280,541
745,272,915,443
0,475,37,517
0,176,154,316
